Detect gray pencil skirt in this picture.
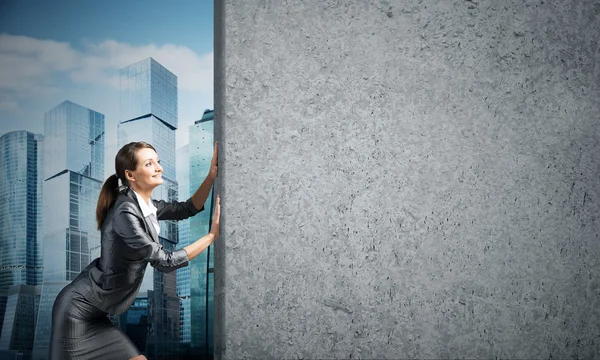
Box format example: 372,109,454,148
49,283,141,360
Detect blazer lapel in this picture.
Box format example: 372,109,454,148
144,215,159,243
125,187,159,243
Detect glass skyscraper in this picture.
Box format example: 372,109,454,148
118,296,149,353
189,109,215,358
0,285,42,359
118,57,180,360
0,131,44,359
176,144,192,353
32,101,104,360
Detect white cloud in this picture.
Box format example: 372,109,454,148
0,34,74,98
78,40,213,93
0,33,213,99
0,33,79,71
0,33,213,159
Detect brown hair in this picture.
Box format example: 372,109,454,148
96,141,157,229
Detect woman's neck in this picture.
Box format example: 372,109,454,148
130,185,152,205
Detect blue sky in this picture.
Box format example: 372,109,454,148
0,0,213,53
0,0,214,178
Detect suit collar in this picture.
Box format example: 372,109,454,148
130,188,157,218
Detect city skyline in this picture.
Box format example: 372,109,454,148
0,57,215,359
0,2,216,357
0,0,214,180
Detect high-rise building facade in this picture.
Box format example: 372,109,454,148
118,296,149,353
189,109,215,358
0,131,44,359
176,144,192,354
118,57,180,359
32,101,104,360
0,285,42,358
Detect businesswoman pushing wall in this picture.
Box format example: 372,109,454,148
49,141,221,360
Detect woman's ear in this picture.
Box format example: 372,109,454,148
125,170,135,183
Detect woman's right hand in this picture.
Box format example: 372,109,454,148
210,194,220,239
184,194,220,261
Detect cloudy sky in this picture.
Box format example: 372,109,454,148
0,0,213,178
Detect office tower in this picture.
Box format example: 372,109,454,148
176,144,192,355
118,57,180,360
0,285,42,359
0,131,44,359
189,109,214,358
118,296,149,353
32,101,104,359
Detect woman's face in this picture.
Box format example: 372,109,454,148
126,147,163,191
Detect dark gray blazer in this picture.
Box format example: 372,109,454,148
72,186,203,315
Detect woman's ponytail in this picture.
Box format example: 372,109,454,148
96,174,120,229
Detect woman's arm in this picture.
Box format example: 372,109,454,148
183,233,216,261
154,142,219,220
153,198,203,221
184,194,220,261
190,173,215,212
191,142,218,210
113,203,190,273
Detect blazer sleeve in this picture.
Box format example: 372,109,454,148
152,197,204,221
113,203,190,273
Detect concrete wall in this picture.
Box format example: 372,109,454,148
214,0,600,358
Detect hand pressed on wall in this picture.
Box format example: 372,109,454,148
210,195,221,238
209,141,219,180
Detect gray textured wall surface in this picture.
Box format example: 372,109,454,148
214,0,600,358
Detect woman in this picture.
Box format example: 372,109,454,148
49,141,221,360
